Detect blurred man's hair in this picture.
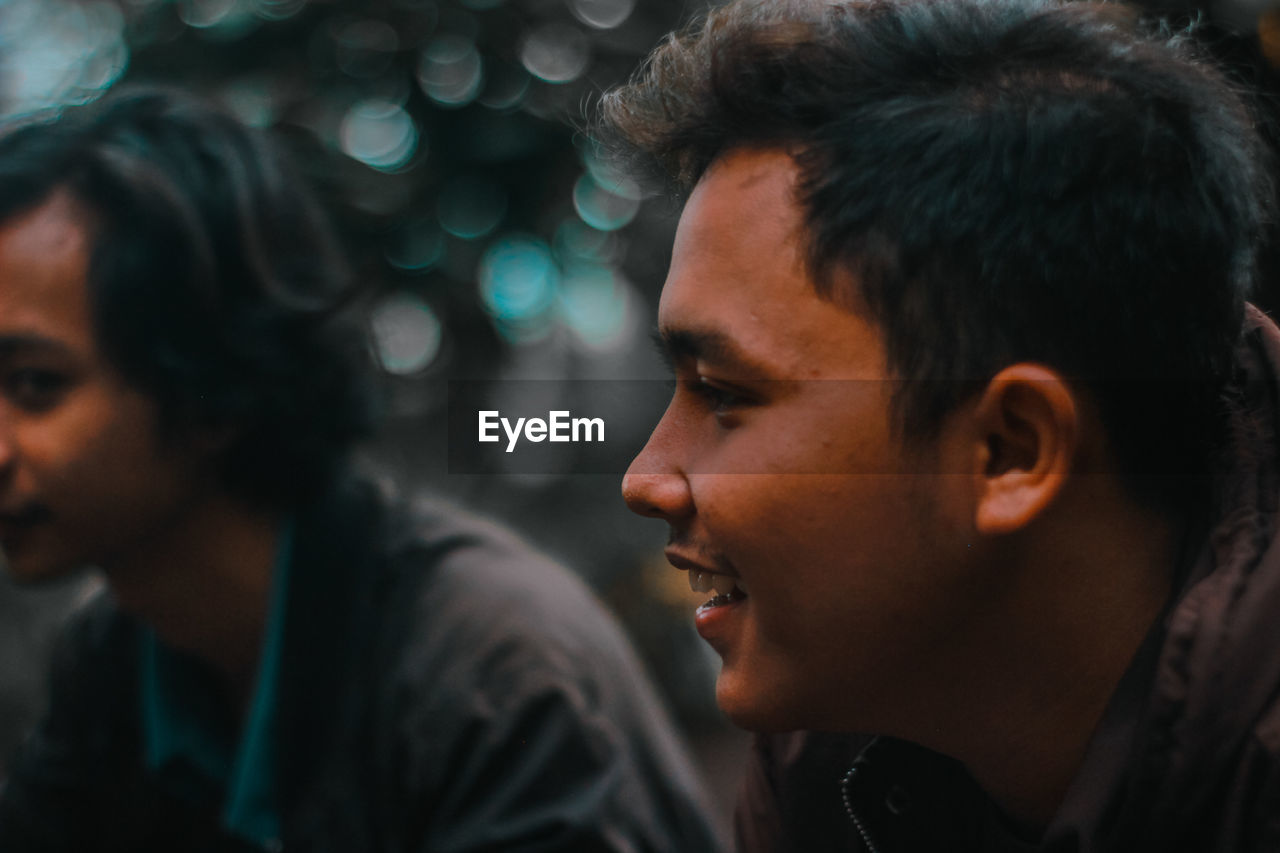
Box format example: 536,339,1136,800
0,88,379,508
599,0,1273,512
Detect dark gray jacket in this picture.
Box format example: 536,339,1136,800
735,307,1280,853
0,476,725,853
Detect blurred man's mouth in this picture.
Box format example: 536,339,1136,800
0,504,53,541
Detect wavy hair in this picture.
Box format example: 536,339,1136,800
0,88,380,508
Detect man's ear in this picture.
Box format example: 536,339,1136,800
970,364,1079,535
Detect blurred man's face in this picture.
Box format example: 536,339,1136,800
0,193,212,585
623,148,976,732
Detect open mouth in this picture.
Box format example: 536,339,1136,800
688,570,749,611
0,506,51,538
0,504,52,525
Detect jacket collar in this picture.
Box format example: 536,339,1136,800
1119,306,1280,843
839,307,1280,852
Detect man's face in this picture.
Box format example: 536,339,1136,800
623,149,976,733
0,193,213,585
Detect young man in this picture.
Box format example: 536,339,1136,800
0,89,724,852
606,0,1280,849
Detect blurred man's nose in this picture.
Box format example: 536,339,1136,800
0,419,14,480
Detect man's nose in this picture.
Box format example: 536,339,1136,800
621,424,694,522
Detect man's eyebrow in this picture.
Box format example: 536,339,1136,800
0,333,73,358
652,326,775,377
649,328,675,372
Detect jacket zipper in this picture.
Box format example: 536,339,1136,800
840,764,883,853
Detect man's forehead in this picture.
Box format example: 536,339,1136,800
656,146,890,382
662,150,805,299
676,148,801,246
0,200,93,303
0,193,95,355
0,192,92,256
656,148,822,364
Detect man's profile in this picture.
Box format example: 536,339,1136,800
604,0,1279,849
0,88,723,852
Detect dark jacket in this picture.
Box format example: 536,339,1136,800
0,476,725,853
735,307,1280,853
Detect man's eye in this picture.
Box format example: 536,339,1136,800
689,377,749,415
5,369,70,411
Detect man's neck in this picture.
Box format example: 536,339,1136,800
104,494,282,708
915,480,1181,832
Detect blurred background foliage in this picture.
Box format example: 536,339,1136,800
4,0,1280,807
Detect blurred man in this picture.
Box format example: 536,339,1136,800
605,0,1280,849
0,88,723,852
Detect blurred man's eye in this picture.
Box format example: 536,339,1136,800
4,368,71,412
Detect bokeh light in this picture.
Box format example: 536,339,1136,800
0,0,128,115
572,145,643,230
254,0,309,22
371,291,444,375
334,19,399,79
179,0,238,28
479,235,558,325
338,98,419,171
572,171,641,231
519,23,590,84
555,218,620,265
179,0,260,37
385,218,448,273
220,77,277,126
557,261,633,352
417,34,484,108
569,0,636,30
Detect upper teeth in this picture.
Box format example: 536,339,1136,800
688,570,748,596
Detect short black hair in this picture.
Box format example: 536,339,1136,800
599,0,1273,509
0,87,379,508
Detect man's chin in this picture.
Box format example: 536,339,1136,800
0,549,87,588
715,673,807,733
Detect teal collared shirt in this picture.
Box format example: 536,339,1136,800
139,518,294,848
